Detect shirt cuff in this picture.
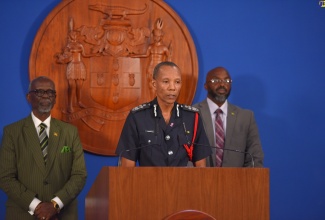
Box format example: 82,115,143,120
52,196,64,209
28,198,41,215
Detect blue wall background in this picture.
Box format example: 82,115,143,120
1,0,325,219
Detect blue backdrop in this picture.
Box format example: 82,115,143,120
1,0,325,219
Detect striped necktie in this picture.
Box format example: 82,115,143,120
215,109,225,167
39,123,48,162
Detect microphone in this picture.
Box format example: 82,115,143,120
193,143,255,167
117,143,160,166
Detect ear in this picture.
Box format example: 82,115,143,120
152,79,157,90
204,83,208,90
26,93,31,104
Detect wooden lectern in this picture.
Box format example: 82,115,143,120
85,167,269,220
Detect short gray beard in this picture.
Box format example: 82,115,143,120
38,106,52,113
213,94,227,103
38,102,53,113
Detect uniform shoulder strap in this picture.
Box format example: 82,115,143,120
131,103,151,112
179,104,199,112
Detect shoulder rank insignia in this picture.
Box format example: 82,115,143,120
132,103,151,112
180,104,199,112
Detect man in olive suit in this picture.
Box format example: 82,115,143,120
0,76,87,220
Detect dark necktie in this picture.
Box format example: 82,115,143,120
39,123,48,162
215,109,225,167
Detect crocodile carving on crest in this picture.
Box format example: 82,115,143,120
89,3,148,19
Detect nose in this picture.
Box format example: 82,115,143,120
168,82,176,90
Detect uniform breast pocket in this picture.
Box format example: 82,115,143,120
139,131,161,158
139,131,158,145
178,134,191,146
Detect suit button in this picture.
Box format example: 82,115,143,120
43,181,48,185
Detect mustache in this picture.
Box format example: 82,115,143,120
39,99,52,105
216,86,227,91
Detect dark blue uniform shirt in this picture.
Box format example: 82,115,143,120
116,98,212,166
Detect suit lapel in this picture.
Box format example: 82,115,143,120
45,119,61,174
198,100,216,166
23,116,46,175
199,101,215,146
225,103,237,147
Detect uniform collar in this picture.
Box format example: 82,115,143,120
151,98,181,118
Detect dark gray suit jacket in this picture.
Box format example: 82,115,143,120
0,115,87,220
194,99,264,167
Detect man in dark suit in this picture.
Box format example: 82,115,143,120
0,76,87,220
193,67,264,167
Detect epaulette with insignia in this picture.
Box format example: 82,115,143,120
180,104,199,112
131,103,151,112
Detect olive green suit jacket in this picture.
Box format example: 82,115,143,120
0,115,87,220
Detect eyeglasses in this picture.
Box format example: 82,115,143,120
29,89,56,97
208,79,232,84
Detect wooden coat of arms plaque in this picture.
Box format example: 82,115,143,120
29,0,198,155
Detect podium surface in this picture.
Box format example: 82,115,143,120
86,167,269,220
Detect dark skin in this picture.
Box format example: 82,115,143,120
204,67,232,107
26,76,58,220
27,77,56,122
121,64,206,167
152,65,182,124
34,202,58,220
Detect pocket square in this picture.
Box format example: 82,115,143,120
61,146,72,153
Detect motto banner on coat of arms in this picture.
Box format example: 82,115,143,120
29,0,199,155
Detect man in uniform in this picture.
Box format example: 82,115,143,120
116,61,211,167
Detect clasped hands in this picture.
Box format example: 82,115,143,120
34,202,58,220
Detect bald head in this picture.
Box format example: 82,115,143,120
28,76,55,92
205,67,230,83
204,66,232,106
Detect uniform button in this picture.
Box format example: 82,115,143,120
165,135,170,140
148,140,151,143
168,150,173,155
